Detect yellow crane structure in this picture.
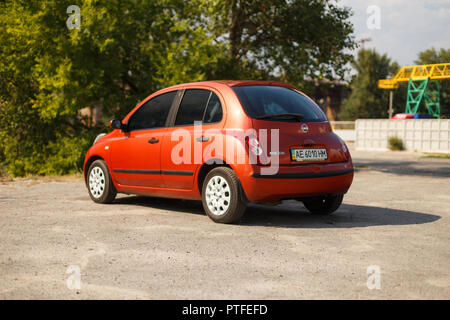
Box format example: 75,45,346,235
378,62,450,118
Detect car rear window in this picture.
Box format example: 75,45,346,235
233,85,327,122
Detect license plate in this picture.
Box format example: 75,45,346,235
291,148,328,161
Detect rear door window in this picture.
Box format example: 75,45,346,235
175,89,222,126
128,91,177,131
203,92,223,124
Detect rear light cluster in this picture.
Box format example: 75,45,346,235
245,135,269,165
341,140,347,153
337,136,349,160
247,136,263,156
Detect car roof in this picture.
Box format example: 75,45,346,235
164,80,297,91
123,80,301,123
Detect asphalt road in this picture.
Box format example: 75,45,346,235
0,148,449,299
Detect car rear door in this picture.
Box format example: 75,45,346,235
161,88,224,190
110,91,177,188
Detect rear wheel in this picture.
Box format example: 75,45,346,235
87,160,116,204
302,195,343,215
201,167,247,224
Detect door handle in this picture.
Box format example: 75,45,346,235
148,138,159,144
196,136,210,142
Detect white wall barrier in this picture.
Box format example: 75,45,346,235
331,121,355,142
334,129,355,142
355,119,450,153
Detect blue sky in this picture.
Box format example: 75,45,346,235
338,0,450,66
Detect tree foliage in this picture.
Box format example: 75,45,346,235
211,0,356,83
0,0,356,176
339,49,400,120
0,0,220,175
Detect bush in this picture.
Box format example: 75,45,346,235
4,133,99,176
388,136,405,151
0,116,101,177
39,134,98,175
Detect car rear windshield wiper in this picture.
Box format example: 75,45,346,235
256,113,304,121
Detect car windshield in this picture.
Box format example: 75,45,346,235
233,85,327,122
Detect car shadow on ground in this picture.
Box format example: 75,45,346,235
354,159,450,178
113,196,440,229
241,202,440,228
114,195,205,215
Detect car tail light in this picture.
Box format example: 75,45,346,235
336,136,349,160
341,141,347,153
247,136,263,156
245,135,269,165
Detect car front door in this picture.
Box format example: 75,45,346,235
111,90,177,188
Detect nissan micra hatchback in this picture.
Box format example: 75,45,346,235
84,80,353,223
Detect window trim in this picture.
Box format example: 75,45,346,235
201,91,213,123
165,90,185,128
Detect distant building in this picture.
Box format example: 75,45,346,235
307,79,350,121
78,104,103,127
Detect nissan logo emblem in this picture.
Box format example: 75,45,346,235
301,123,309,133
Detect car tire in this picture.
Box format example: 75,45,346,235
201,167,247,224
302,195,343,215
87,160,117,204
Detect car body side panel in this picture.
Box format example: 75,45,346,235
83,135,113,184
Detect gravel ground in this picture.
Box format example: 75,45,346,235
0,147,449,299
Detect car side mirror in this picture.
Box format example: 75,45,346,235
110,119,125,130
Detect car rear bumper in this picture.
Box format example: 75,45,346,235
241,161,354,203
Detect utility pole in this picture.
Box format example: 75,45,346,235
357,37,372,49
388,91,394,119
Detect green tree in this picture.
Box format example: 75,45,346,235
0,0,356,176
0,0,220,176
210,0,356,83
414,48,450,118
339,49,399,120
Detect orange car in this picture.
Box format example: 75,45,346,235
84,81,353,223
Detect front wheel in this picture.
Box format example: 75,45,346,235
202,167,247,224
87,160,117,204
302,195,343,215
